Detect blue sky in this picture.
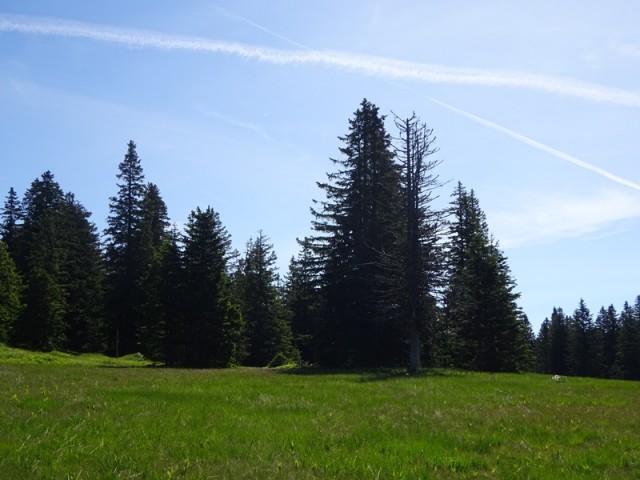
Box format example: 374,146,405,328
1,0,639,331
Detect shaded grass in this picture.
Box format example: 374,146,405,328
0,347,639,478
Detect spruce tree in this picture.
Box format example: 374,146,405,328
393,113,443,372
595,304,619,378
59,193,105,352
238,231,296,366
0,241,23,343
568,299,597,377
285,238,323,364
14,171,67,350
1,187,23,257
182,207,242,367
104,140,146,356
444,183,529,372
617,299,640,380
159,230,186,366
309,99,403,366
549,307,569,375
137,183,170,358
535,318,552,373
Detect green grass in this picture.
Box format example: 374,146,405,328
1,346,639,479
0,343,154,367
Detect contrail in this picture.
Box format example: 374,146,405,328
427,96,640,192
210,7,640,193
2,13,640,108
211,5,311,51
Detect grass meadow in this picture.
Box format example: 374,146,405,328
1,345,639,479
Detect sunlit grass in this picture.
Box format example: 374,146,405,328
1,346,639,478
0,343,153,367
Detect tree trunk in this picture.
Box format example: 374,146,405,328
409,309,421,373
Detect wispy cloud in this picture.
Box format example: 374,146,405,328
197,107,273,141
489,189,640,248
612,41,640,60
2,13,640,108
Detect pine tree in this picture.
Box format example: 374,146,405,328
138,228,184,363
159,230,186,366
536,318,552,373
285,238,323,364
617,299,640,380
1,187,23,257
567,299,597,377
182,207,242,367
238,231,296,366
393,113,443,372
549,307,569,375
59,193,105,352
444,183,528,372
14,171,67,350
309,99,403,366
595,304,619,378
104,140,146,356
0,241,23,343
137,183,170,358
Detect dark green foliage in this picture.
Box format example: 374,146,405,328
285,238,323,364
393,113,443,372
595,305,619,378
549,307,570,375
6,115,637,377
616,300,640,380
104,141,146,356
237,232,297,366
567,299,598,377
13,171,67,350
158,232,187,366
310,99,404,366
182,207,243,367
534,299,640,380
1,187,23,257
59,194,105,352
0,241,23,342
535,318,552,373
444,183,530,372
9,173,105,352
136,183,171,360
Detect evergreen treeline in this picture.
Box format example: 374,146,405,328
535,298,640,380
1,99,638,377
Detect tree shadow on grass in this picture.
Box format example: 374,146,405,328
278,366,463,382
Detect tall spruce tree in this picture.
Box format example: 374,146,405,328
0,241,23,343
393,113,443,372
137,183,170,358
549,307,569,375
285,238,323,364
13,171,67,350
59,193,105,352
309,99,403,366
536,317,552,373
238,232,296,366
595,304,619,378
104,140,146,356
182,207,242,367
1,187,23,257
617,299,640,380
159,230,186,366
444,183,529,372
567,299,597,377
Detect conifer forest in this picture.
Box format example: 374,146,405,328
1,99,639,379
